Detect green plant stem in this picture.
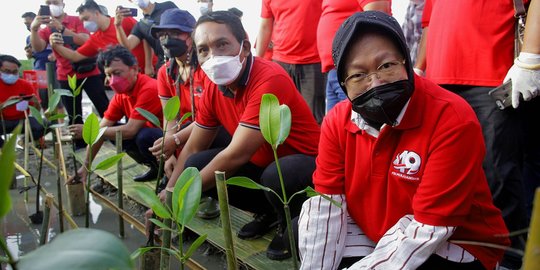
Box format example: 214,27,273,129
283,204,298,268
272,148,288,203
0,237,17,270
160,190,172,270
85,147,93,228
154,122,168,194
215,171,237,270
177,222,185,270
35,144,45,215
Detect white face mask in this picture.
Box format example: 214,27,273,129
201,41,245,86
49,4,63,17
199,2,210,15
137,0,150,9
83,20,98,32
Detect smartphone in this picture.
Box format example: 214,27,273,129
62,35,74,45
488,80,512,110
38,5,51,16
127,8,138,17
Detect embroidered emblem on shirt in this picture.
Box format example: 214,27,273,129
392,150,421,180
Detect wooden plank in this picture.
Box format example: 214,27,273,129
76,142,295,269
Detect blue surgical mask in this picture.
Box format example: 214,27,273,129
1,73,18,85
84,20,98,32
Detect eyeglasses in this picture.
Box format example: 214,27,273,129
0,69,18,75
156,30,183,39
341,60,405,92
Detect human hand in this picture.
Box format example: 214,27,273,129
149,135,177,160
114,6,131,26
24,46,33,59
48,18,63,32
30,15,50,31
68,124,84,139
49,32,64,46
504,52,540,108
164,156,176,179
68,167,87,184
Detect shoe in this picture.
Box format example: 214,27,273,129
133,166,158,182
266,224,292,260
196,197,220,219
237,213,278,240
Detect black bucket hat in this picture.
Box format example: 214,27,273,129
332,11,414,94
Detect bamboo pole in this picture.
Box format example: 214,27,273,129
116,130,125,238
39,194,54,245
215,171,237,270
54,143,65,232
524,188,540,269
160,189,173,270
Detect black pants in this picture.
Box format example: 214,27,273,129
442,85,526,269
122,127,162,167
185,148,315,224
275,61,327,124
0,117,44,147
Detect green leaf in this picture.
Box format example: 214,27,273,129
178,112,192,125
54,89,73,97
183,234,207,260
136,107,161,128
276,104,291,146
93,153,126,171
164,96,180,122
67,74,77,91
95,127,107,145
0,125,21,218
17,228,134,270
149,218,172,231
173,167,202,225
47,113,66,122
134,186,171,219
259,94,280,146
1,98,21,109
29,106,43,127
304,187,342,208
47,92,61,112
74,77,88,98
82,113,100,146
227,176,272,192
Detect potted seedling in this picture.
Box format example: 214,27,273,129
133,167,207,270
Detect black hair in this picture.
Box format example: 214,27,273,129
228,7,243,18
76,0,102,14
97,45,137,68
21,12,36,19
0,55,21,67
195,11,246,43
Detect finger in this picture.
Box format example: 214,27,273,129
512,84,520,109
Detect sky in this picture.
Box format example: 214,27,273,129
0,0,407,60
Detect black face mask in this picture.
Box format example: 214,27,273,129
350,79,413,129
161,37,187,58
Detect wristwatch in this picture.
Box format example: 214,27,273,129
172,133,181,146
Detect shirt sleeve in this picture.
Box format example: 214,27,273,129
103,95,123,122
157,64,173,99
194,76,219,129
347,216,457,270
130,87,160,123
299,195,347,270
421,0,432,28
130,22,144,39
76,34,98,57
261,0,273,18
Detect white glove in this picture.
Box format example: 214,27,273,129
503,52,540,108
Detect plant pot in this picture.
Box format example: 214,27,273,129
140,248,160,270
66,181,85,216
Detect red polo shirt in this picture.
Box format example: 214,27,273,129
196,56,320,167
104,74,162,128
261,0,321,64
38,14,100,80
157,62,205,121
77,17,156,73
314,76,509,270
0,79,37,120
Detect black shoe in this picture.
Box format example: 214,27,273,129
133,166,158,182
237,213,278,240
267,224,292,260
196,197,220,219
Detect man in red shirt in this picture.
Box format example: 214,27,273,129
69,46,163,183
0,55,44,147
29,0,109,149
49,0,153,75
255,0,326,124
298,11,509,269
164,11,320,260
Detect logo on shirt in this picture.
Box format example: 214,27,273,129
392,150,421,181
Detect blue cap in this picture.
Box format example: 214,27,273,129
151,8,196,38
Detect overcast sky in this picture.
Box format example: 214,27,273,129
0,0,407,60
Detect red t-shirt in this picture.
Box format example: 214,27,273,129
77,17,156,73
314,76,509,270
0,79,38,120
261,0,321,64
422,0,528,87
157,62,205,121
196,56,320,167
317,0,382,72
104,74,162,128
38,14,100,80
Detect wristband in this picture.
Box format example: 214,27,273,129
173,133,181,146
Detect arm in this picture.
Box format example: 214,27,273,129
114,8,142,50
255,18,274,57
413,27,428,75
299,195,347,270
29,15,49,53
362,0,391,13
522,0,540,54
50,33,88,63
64,28,90,46
143,39,155,77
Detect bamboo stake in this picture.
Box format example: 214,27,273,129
160,189,173,270
116,130,125,238
524,188,540,270
215,171,237,270
39,194,54,245
54,128,69,183
54,143,65,232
